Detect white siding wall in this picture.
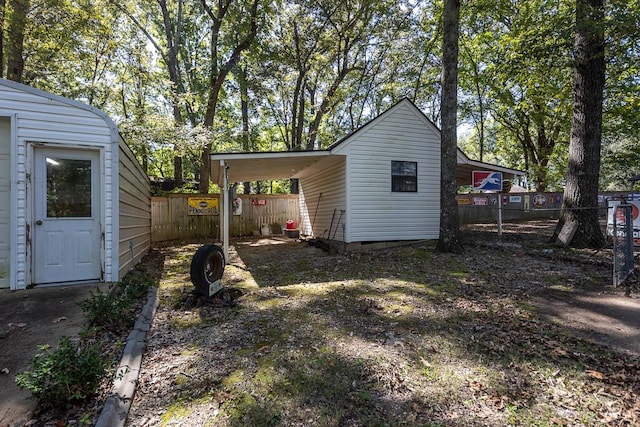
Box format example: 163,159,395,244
0,81,117,289
298,156,347,241
118,139,151,279
332,100,441,242
0,117,10,288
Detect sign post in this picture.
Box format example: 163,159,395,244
498,198,503,237
472,171,504,237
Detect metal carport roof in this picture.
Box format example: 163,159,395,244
211,150,333,186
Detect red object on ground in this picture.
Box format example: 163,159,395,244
286,220,296,229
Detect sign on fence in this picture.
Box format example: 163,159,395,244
472,197,488,206
472,171,503,191
153,194,300,242
188,197,219,215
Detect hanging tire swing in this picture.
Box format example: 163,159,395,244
190,244,225,297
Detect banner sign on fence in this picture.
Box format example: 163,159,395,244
607,199,640,246
472,171,503,191
187,197,219,215
532,194,547,208
472,197,489,206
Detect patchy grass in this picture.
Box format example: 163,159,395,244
127,235,640,427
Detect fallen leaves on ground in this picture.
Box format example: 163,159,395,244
123,224,640,427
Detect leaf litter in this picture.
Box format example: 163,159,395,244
123,224,640,426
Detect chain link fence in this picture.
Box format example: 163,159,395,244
612,202,635,290
458,193,639,289
458,192,640,247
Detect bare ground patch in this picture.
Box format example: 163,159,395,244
126,225,639,426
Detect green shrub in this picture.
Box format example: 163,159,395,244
79,274,153,333
121,271,154,300
15,336,107,409
79,286,133,333
19,256,158,410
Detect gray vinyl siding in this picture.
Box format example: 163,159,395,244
333,101,440,242
298,156,347,241
0,118,10,288
118,139,151,279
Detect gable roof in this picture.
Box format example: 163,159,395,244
326,97,441,152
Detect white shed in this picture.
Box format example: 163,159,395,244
0,79,151,290
211,98,524,255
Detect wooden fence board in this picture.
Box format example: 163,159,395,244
151,194,300,243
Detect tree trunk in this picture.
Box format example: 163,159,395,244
553,0,605,248
173,156,183,188
198,0,259,194
0,0,6,78
6,0,28,82
199,145,211,193
436,0,463,253
238,65,251,193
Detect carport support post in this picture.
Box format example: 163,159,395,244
221,160,230,261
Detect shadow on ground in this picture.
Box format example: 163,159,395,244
231,225,640,357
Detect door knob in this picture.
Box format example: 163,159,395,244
35,220,43,225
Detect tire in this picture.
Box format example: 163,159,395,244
190,244,225,295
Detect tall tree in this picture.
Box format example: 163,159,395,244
198,0,260,193
436,0,462,253
113,0,189,187
599,0,640,190
458,0,575,191
5,0,28,82
554,0,606,248
236,64,253,192
261,0,401,153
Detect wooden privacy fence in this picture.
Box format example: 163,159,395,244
153,191,625,243
151,194,300,243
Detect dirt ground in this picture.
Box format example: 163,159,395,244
0,283,107,427
1,220,639,426
127,228,640,425
531,285,640,355
461,221,640,356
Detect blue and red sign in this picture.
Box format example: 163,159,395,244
472,171,503,191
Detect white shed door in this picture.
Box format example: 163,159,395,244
33,148,101,284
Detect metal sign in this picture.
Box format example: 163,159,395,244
187,197,219,215
612,204,634,289
472,171,503,191
472,197,488,206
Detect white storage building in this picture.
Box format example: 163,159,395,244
0,79,150,290
211,98,523,255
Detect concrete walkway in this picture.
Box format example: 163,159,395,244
0,284,107,427
0,284,158,427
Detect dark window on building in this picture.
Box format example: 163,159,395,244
391,161,417,192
